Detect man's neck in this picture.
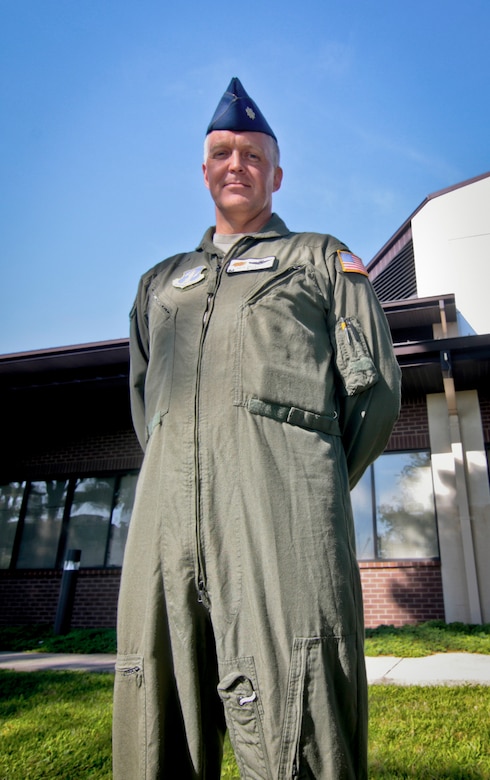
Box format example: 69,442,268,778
215,208,272,235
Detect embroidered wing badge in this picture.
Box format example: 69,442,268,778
172,265,206,289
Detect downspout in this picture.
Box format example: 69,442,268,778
440,343,482,624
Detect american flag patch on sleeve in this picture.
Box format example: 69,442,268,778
337,250,369,277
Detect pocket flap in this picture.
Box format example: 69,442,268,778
335,317,379,396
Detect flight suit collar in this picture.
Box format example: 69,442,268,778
196,213,290,255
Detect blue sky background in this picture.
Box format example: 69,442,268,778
1,0,489,354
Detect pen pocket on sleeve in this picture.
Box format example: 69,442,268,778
335,317,378,396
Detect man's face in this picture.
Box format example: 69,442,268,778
202,130,283,233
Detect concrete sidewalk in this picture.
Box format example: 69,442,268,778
1,651,490,685
366,653,490,685
0,652,117,673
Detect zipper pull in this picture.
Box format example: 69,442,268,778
203,292,213,325
203,263,222,325
197,580,211,610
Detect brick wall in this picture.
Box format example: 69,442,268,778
387,390,490,451
386,397,430,451
18,427,143,478
13,395,440,478
71,570,121,627
1,397,452,630
360,560,445,627
0,569,121,628
1,562,445,630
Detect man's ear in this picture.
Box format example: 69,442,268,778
273,166,283,193
202,162,210,190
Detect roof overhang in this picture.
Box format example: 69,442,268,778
395,333,490,396
0,339,130,390
1,315,490,401
383,294,457,333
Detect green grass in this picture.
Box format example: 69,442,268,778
1,620,489,657
368,685,490,779
0,670,113,779
365,620,490,657
1,671,488,779
0,625,117,654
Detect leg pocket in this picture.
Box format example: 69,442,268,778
113,654,146,780
218,660,273,780
279,636,367,780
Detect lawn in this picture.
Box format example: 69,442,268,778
1,620,489,657
0,670,489,779
0,670,114,780
365,620,490,658
1,622,489,778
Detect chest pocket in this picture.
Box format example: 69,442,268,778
144,284,177,437
233,265,339,435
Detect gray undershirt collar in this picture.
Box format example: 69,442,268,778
212,233,245,255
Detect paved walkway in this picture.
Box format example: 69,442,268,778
365,653,490,686
0,652,116,673
1,651,490,685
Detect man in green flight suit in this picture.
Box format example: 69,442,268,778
113,77,401,779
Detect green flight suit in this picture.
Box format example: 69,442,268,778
113,214,401,779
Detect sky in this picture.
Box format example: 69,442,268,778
1,0,489,355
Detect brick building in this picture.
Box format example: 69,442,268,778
1,173,489,629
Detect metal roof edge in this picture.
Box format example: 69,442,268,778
0,338,130,362
0,339,130,379
394,332,490,360
368,171,490,272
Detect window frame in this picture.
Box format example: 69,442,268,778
351,448,440,562
2,471,138,571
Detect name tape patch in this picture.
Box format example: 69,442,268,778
227,256,276,274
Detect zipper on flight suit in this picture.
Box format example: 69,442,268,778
195,263,221,608
194,239,253,608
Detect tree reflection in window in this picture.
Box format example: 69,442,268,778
351,451,439,560
0,472,139,570
374,451,439,559
65,477,116,567
0,482,25,568
107,473,138,566
17,481,68,568
350,468,375,560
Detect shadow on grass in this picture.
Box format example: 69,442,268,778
1,671,488,780
0,669,114,716
0,625,117,654
369,768,487,779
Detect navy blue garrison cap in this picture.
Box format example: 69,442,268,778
206,77,277,142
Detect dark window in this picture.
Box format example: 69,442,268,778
16,481,69,569
0,482,25,568
0,455,439,568
106,472,138,567
65,477,116,568
0,472,138,570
